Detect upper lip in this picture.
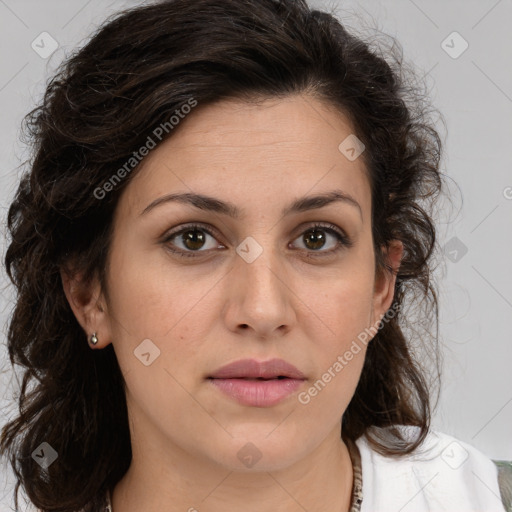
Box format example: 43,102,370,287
208,358,306,380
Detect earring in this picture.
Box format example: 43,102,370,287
89,332,98,345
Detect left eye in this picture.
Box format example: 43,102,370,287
164,225,222,254
162,223,351,257
291,225,347,252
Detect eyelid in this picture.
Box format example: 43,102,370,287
162,222,224,245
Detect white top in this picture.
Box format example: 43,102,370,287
356,427,506,512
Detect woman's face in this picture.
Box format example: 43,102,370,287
80,94,401,471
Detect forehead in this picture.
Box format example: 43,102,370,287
120,94,371,219
157,94,362,158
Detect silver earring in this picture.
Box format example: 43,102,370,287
89,332,98,345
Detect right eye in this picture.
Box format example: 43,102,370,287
162,223,225,257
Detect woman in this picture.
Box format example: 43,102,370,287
1,0,509,511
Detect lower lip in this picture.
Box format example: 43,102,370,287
208,378,304,407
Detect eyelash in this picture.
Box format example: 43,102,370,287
161,222,353,259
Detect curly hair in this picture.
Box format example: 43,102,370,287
1,0,445,510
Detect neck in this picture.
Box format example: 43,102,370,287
111,426,354,512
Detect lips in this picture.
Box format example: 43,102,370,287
208,358,306,380
207,358,306,407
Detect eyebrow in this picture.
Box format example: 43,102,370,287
140,189,363,221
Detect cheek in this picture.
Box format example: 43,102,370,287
296,329,367,435
296,286,371,420
295,265,375,346
294,231,375,332
105,240,223,388
291,262,374,407
106,238,214,338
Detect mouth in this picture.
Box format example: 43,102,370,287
208,358,306,380
207,376,305,407
207,359,306,407
209,376,290,380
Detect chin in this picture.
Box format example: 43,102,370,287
206,431,309,473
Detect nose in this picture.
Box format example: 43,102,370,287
222,239,296,339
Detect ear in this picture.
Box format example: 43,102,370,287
60,266,112,349
371,239,403,326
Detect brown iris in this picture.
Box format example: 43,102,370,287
181,229,206,250
303,228,326,250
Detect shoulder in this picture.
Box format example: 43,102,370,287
355,426,505,512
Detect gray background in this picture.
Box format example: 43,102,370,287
0,0,511,510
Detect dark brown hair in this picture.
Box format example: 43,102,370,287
1,0,445,510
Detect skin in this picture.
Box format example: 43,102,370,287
62,94,403,512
